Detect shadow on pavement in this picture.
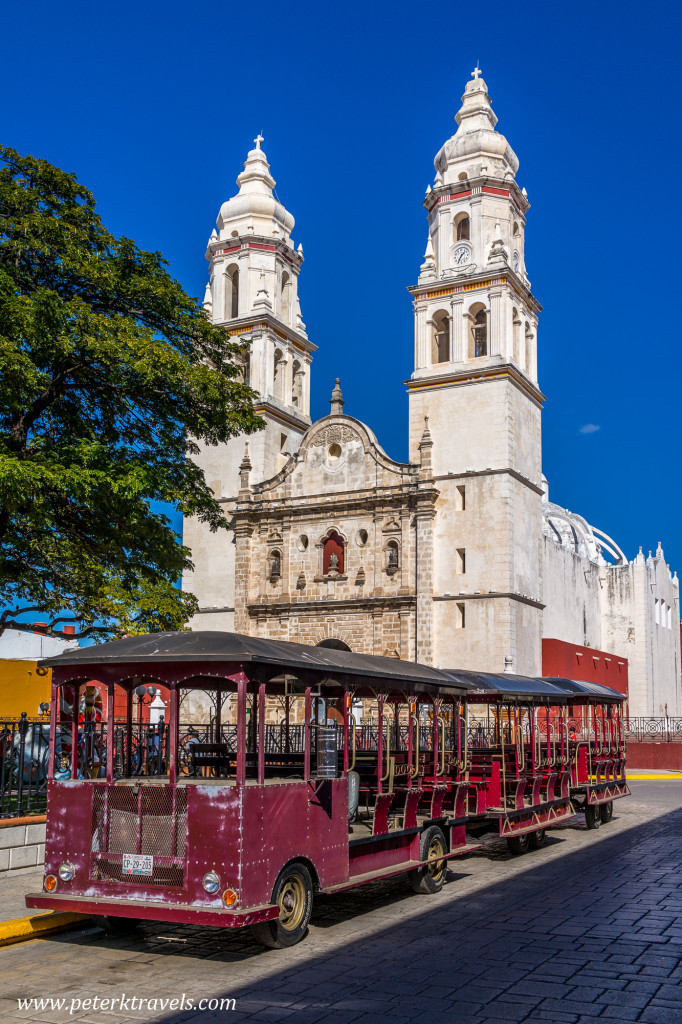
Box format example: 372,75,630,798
31,794,682,1024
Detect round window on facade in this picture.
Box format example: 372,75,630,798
328,443,342,461
297,534,309,552
356,529,368,547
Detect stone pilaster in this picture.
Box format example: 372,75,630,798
415,304,428,369
450,297,464,361
414,506,435,665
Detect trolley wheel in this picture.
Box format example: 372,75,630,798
251,863,313,949
599,800,614,824
92,914,141,934
584,803,602,830
507,832,531,855
528,828,547,849
408,825,448,894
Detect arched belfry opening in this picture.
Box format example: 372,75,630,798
468,302,488,358
225,265,239,320
431,310,450,364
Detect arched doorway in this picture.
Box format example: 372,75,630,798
316,638,352,652
315,638,352,723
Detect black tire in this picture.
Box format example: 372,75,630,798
528,828,546,849
250,863,313,949
408,825,448,894
507,832,531,855
599,800,613,824
92,914,141,934
584,802,602,829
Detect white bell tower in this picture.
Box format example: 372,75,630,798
183,137,316,630
408,69,545,675
204,135,316,481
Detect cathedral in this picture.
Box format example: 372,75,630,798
183,70,681,719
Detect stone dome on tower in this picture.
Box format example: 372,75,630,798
434,68,519,186
216,136,295,243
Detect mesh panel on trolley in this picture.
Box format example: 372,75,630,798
90,785,187,887
107,787,139,854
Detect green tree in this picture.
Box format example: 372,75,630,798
0,146,262,640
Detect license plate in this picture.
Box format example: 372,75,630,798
122,853,153,876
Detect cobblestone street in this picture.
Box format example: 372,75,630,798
2,781,681,1024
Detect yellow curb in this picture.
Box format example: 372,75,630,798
0,911,90,947
627,774,682,780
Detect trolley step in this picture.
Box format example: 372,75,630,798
321,840,481,894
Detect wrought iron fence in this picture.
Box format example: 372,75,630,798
624,717,682,742
3,711,680,818
0,713,51,818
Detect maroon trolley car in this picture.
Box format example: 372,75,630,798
27,633,628,947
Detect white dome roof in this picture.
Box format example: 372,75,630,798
542,500,626,566
434,73,519,185
217,139,294,242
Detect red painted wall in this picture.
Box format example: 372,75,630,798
626,742,682,771
62,680,170,723
542,638,628,699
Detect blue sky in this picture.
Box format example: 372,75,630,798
5,0,681,577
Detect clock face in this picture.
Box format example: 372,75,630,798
453,245,471,266
513,250,520,272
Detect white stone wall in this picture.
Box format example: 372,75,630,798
600,551,681,717
542,539,603,649
409,372,543,676
0,819,46,873
0,631,78,660
542,535,681,717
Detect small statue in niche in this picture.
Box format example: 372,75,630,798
328,552,339,573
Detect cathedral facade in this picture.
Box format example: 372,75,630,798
183,71,680,718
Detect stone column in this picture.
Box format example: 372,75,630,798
249,331,267,398
237,251,249,317
414,506,435,665
415,304,428,370
212,260,225,324
528,322,538,381
233,518,253,634
488,287,504,357
280,522,291,604
282,350,292,407
302,356,312,419
450,297,464,362
471,196,483,267
438,206,450,276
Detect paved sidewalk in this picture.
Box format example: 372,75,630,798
0,782,681,1023
0,868,44,923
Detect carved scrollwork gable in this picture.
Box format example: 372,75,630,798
308,424,360,447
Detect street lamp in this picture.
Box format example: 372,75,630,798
134,684,157,726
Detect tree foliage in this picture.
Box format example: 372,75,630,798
0,146,262,639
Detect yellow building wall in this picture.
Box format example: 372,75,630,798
0,660,52,719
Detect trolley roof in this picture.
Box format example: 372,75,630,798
541,676,626,704
446,670,625,704
39,631,472,694
40,632,626,703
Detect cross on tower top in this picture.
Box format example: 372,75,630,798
471,64,482,80
254,133,264,149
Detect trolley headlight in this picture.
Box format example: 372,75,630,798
202,871,220,894
58,862,75,882
44,874,58,892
